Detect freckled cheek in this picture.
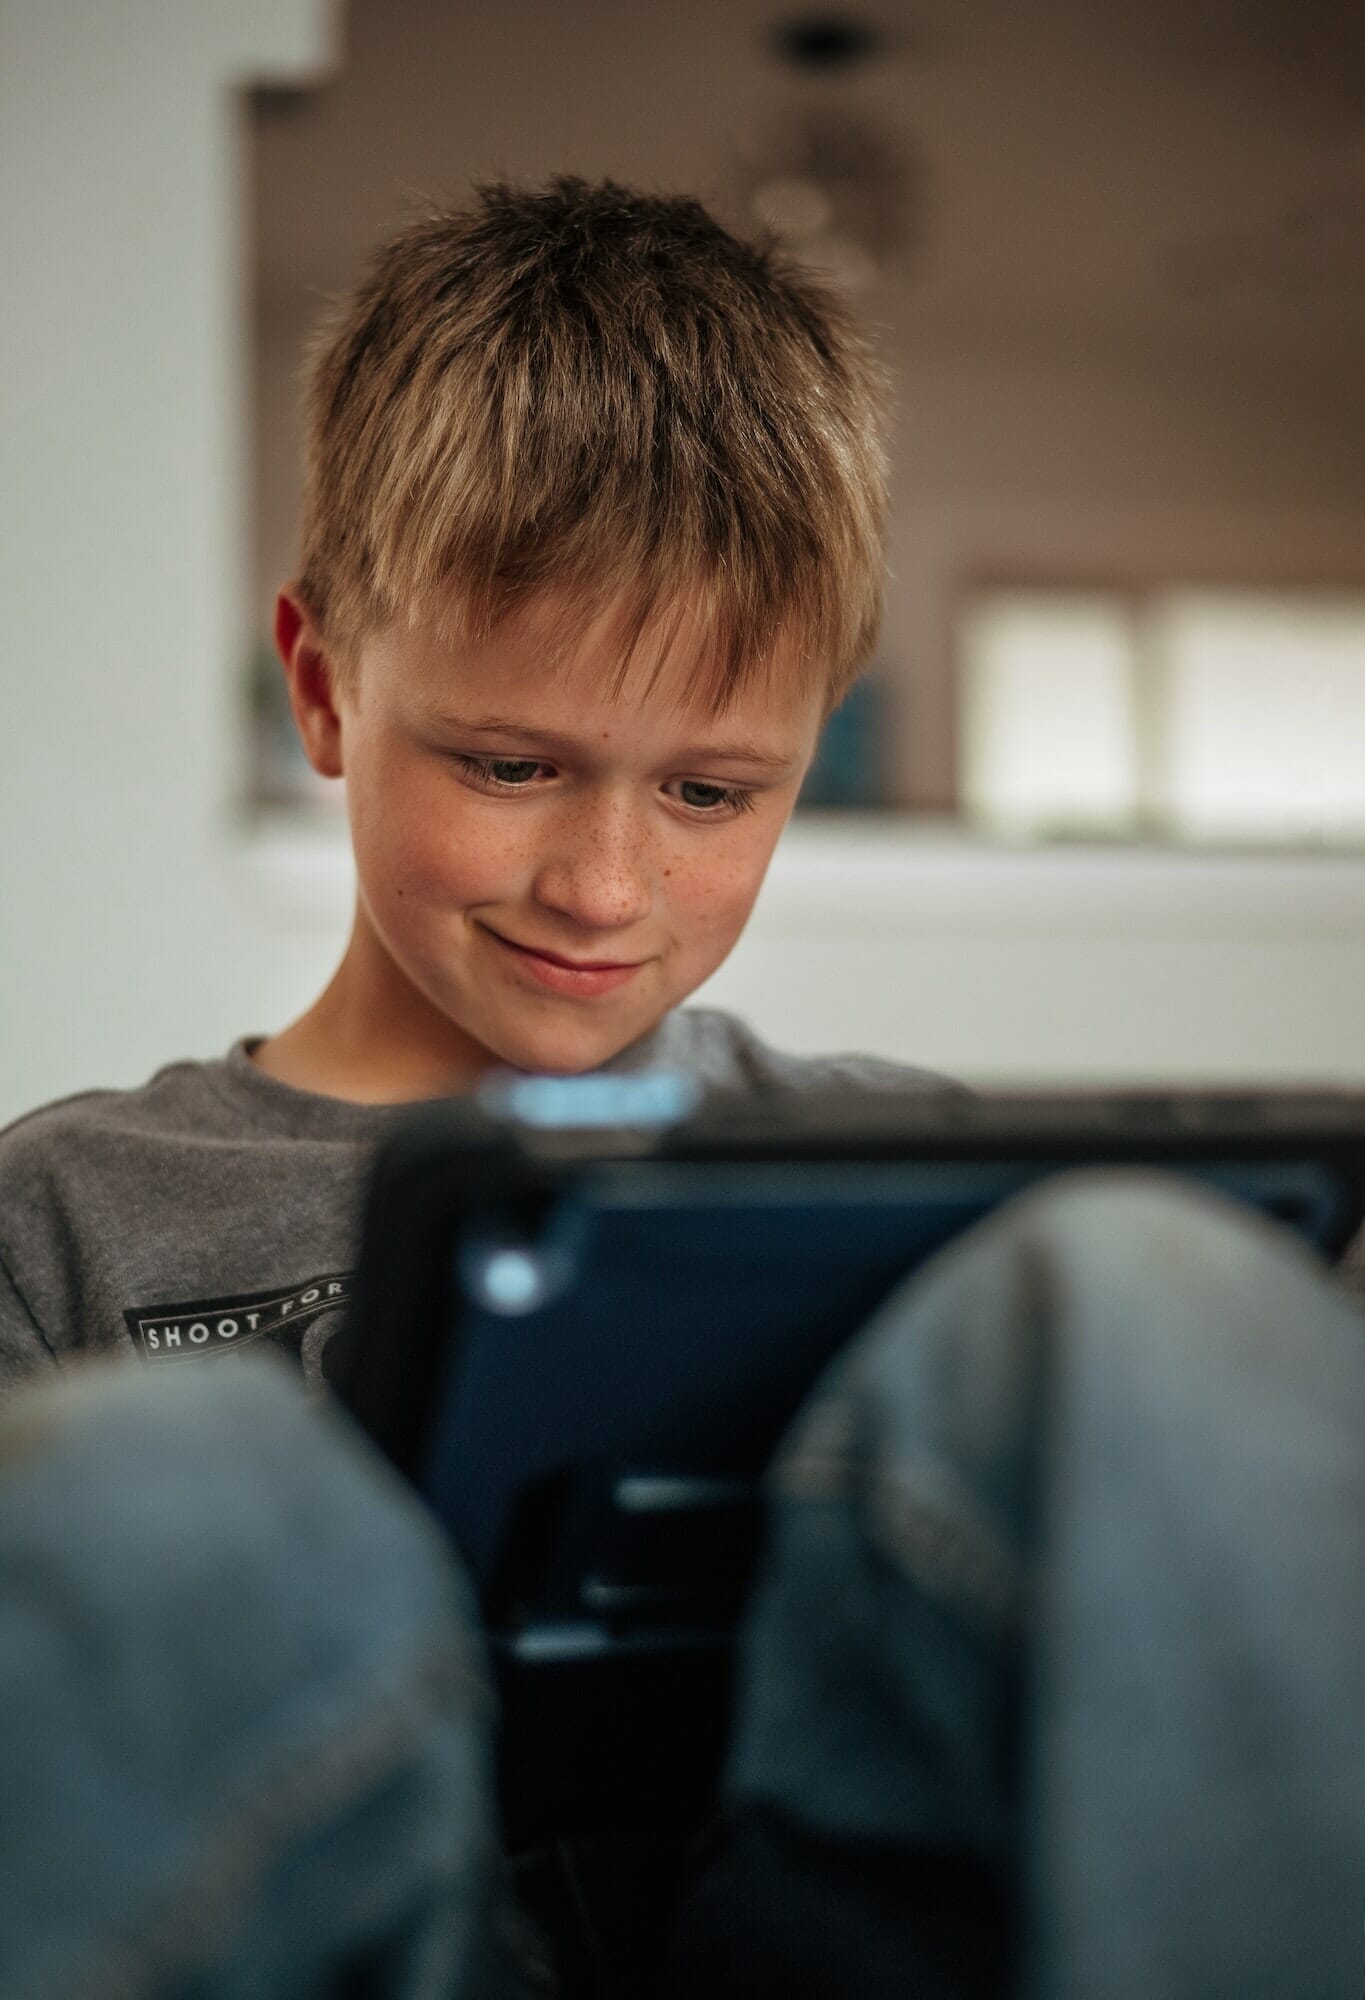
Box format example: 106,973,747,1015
662,842,770,946
364,781,537,913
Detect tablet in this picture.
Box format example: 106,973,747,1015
334,1074,1365,1843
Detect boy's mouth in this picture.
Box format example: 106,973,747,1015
483,927,645,998
495,934,637,971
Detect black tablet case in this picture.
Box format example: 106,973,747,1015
335,1079,1365,1844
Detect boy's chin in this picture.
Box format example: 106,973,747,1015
476,1008,659,1079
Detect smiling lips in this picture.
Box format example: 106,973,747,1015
504,938,637,971
485,927,645,997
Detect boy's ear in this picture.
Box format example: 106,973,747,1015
274,586,345,780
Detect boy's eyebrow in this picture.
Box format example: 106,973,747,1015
440,713,799,771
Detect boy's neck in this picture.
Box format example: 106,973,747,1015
249,1015,464,1105
250,923,492,1105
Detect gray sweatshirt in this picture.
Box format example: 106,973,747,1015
0,1008,956,1401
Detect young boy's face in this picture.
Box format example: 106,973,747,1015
287,590,824,1085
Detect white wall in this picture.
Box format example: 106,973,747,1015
0,0,339,1128
246,817,1365,1090
714,830,1365,1087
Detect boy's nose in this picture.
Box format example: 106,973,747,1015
530,800,655,932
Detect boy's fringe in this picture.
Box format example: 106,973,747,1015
297,177,890,715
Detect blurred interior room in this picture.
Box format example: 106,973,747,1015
4,0,1365,1122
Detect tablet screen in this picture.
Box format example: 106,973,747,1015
418,1157,1350,1606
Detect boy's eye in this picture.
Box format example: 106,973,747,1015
675,779,756,816
455,754,546,789
454,753,756,818
484,758,542,785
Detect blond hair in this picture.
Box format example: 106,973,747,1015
297,176,890,714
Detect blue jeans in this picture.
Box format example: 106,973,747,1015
674,1172,1365,1998
0,1352,514,1999
1,1174,1362,1997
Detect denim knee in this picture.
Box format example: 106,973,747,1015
0,1355,497,2000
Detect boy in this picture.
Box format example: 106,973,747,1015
3,179,1361,2000
0,176,952,1402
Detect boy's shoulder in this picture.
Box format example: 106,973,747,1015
0,1044,385,1393
0,1057,251,1301
0,1053,238,1173
0,1043,375,1242
609,1006,964,1100
0,1055,249,1388
0,1037,394,1176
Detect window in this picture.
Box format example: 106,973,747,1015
959,589,1365,845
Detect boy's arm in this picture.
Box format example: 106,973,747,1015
0,1249,61,1401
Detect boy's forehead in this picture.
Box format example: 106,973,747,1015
387,590,824,742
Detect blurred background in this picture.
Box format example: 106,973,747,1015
4,0,1365,1124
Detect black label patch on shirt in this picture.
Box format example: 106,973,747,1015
123,1272,355,1374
